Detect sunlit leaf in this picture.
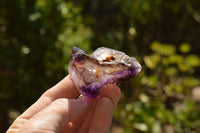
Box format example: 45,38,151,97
179,43,191,53
168,54,183,64
144,54,160,69
139,93,149,103
165,67,177,76
152,121,161,133
183,76,200,88
178,63,190,72
141,76,158,87
133,123,148,132
151,41,176,56
185,55,200,67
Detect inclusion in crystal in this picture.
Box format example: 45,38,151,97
68,47,142,98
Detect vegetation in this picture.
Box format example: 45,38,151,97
0,0,200,132
114,42,200,132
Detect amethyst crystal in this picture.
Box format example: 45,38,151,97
68,47,142,98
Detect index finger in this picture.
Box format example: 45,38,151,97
88,84,121,133
10,75,79,129
24,75,79,116
43,75,79,100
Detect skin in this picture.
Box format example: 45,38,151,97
6,75,121,133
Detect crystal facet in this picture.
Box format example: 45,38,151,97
68,47,142,98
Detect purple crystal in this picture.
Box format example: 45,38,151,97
68,47,142,98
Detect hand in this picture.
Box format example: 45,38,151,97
6,75,121,133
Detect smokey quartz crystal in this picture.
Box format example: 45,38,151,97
68,47,142,98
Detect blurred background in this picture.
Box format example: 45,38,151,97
1,0,200,132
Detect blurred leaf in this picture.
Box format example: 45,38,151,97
185,54,200,67
180,43,191,53
152,121,161,133
178,63,191,72
183,76,199,88
165,67,177,76
151,41,176,56
141,76,158,88
144,54,160,69
168,54,183,64
139,93,149,103
133,123,148,132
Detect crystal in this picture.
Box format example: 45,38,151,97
68,47,142,98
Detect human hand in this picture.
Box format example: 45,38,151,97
6,75,121,133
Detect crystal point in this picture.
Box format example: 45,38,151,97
68,47,142,98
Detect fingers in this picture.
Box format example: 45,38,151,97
88,84,121,133
18,97,91,133
24,75,79,116
43,75,80,100
9,75,79,131
75,98,98,132
100,84,121,109
60,97,97,133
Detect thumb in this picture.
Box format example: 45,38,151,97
18,97,91,133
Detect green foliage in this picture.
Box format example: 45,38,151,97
114,42,200,132
116,99,200,133
180,43,191,54
55,1,93,69
151,41,176,56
